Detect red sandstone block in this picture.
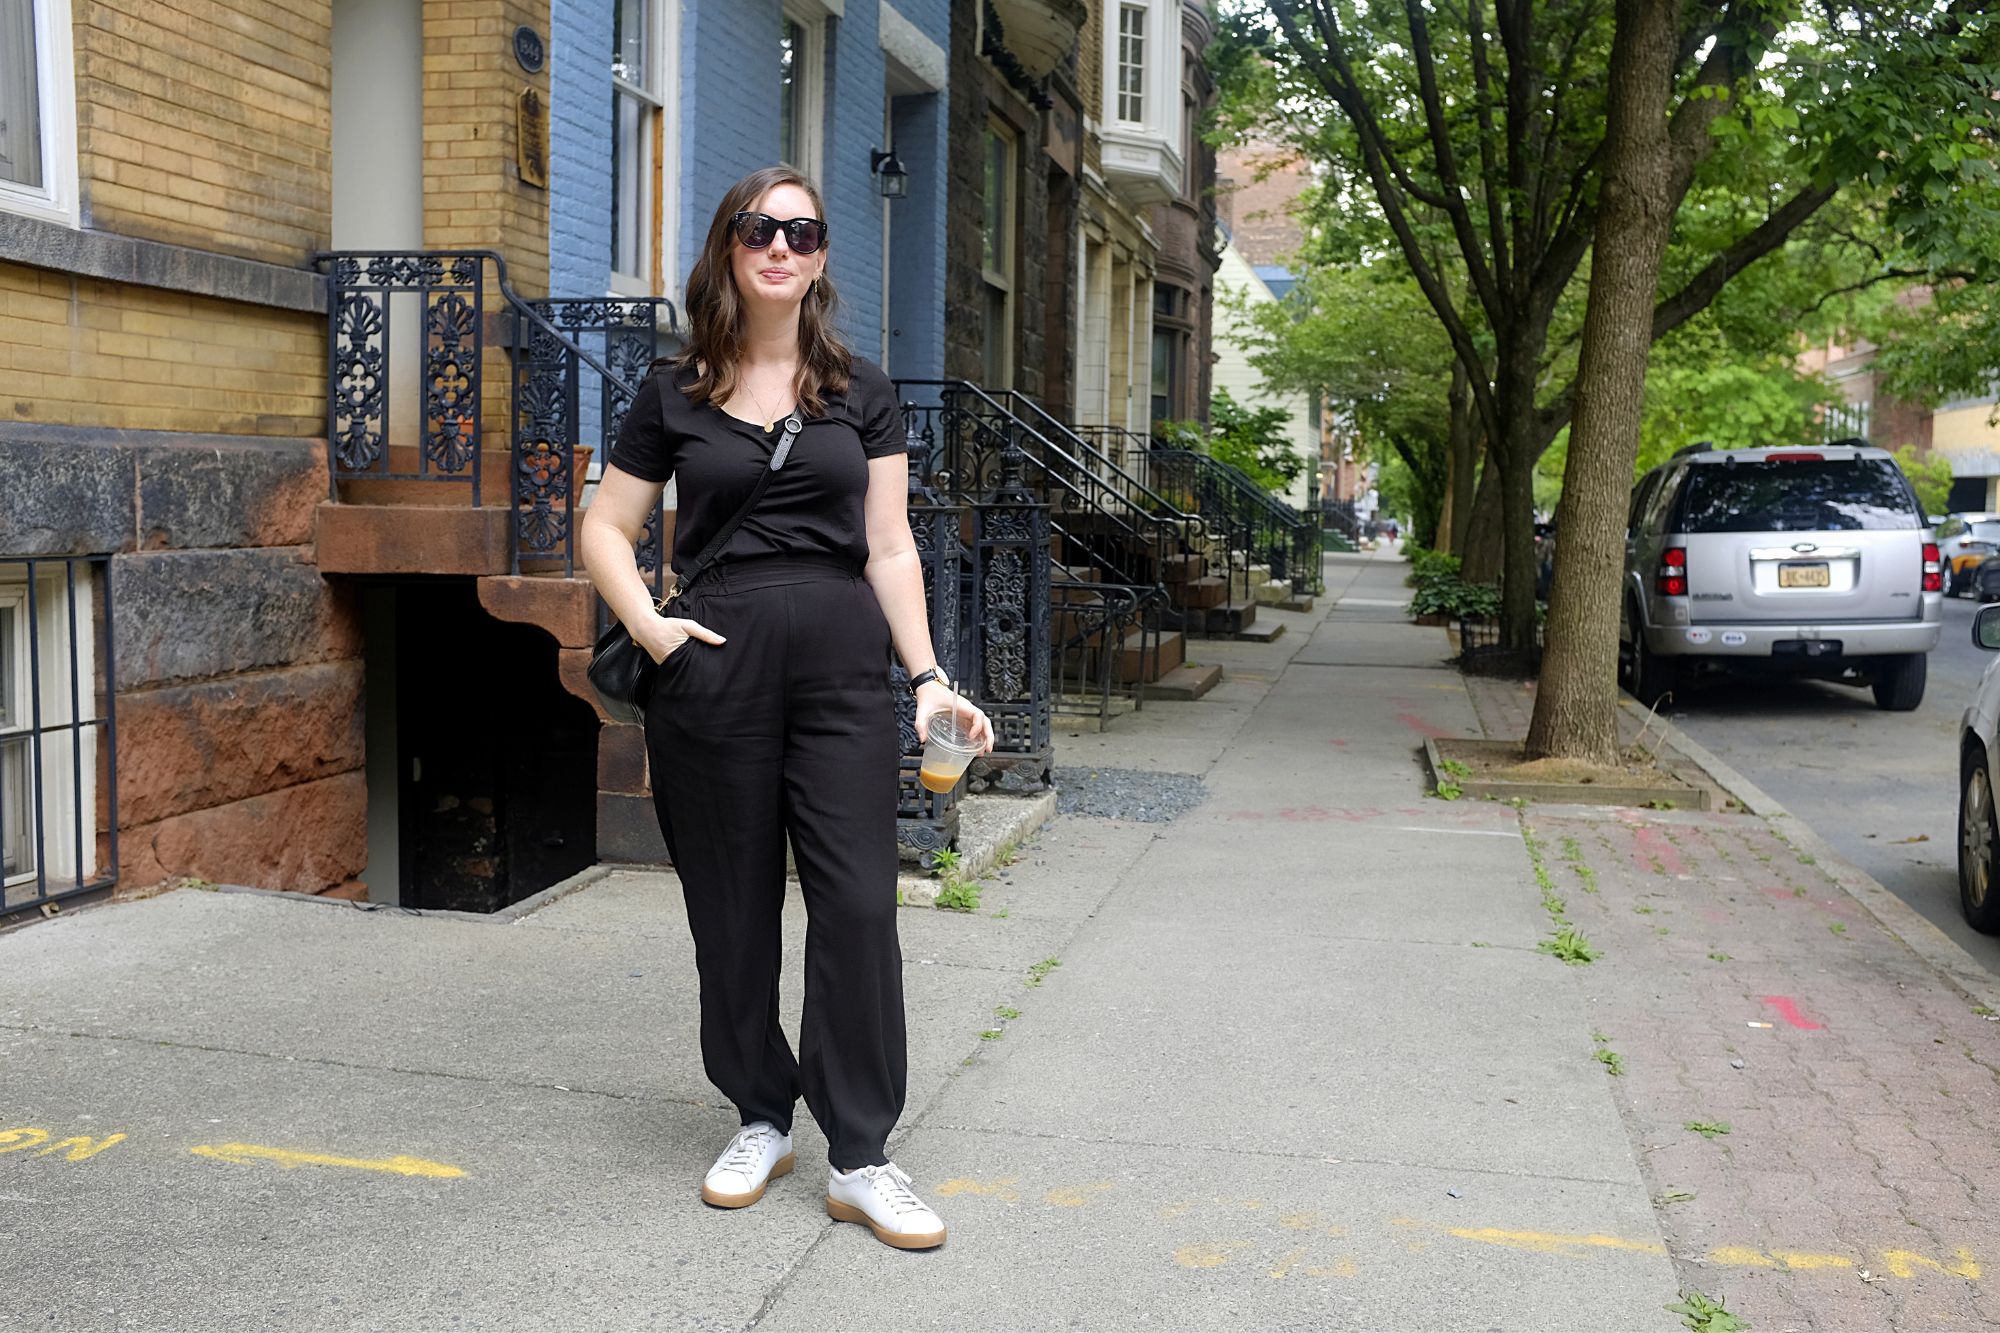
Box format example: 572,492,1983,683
118,771,367,895
117,661,364,826
477,574,598,649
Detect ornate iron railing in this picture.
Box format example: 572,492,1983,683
314,251,677,592
894,427,968,855
1145,446,1325,597
1051,579,1162,725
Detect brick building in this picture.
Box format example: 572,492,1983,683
0,0,1219,925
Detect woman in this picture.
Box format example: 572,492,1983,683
580,166,992,1252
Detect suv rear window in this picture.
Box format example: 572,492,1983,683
1674,458,1919,533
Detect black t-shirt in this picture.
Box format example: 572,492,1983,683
606,356,907,574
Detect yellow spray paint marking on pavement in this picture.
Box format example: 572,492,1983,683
1158,1201,1194,1220
1773,1251,1853,1271
1443,1226,1667,1258
1881,1248,1980,1280
0,1128,124,1162
1173,1240,1251,1270
934,1176,1019,1202
1267,1247,1308,1279
1043,1181,1113,1207
1304,1258,1359,1279
189,1143,464,1179
1709,1246,1777,1268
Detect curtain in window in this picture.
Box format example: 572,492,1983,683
0,0,44,189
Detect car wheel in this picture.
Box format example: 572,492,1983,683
1629,624,1679,708
1960,747,2000,934
1872,653,1927,711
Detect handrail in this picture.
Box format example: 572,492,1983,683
993,393,1206,532
312,249,677,394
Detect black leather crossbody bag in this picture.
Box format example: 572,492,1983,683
588,412,802,726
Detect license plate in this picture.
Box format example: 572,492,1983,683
1778,562,1830,588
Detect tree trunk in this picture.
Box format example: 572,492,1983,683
1496,437,1540,654
1459,456,1504,582
1526,0,1682,762
1436,449,1457,554
1446,363,1479,556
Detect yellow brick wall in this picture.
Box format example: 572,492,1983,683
422,0,552,452
73,0,334,265
0,262,322,436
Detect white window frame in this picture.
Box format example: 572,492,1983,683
1116,3,1146,125
981,115,1017,388
781,2,826,183
0,566,97,893
0,0,81,228
610,0,680,299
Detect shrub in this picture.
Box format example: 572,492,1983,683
1410,575,1501,620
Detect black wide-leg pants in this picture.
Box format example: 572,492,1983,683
643,554,907,1169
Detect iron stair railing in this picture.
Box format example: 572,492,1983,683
313,250,678,596
1131,437,1325,598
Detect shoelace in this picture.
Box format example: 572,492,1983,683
717,1124,779,1174
860,1162,926,1216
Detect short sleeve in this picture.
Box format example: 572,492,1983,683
852,359,908,459
606,372,674,482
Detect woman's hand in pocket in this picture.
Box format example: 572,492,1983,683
639,613,726,666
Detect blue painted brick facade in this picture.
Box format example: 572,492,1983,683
549,0,951,380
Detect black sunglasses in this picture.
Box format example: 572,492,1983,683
731,210,828,255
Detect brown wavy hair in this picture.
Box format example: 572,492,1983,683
669,166,851,416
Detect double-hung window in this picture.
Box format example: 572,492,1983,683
779,6,825,179
1116,4,1146,124
612,0,677,295
981,118,1017,387
0,0,79,226
1,558,113,915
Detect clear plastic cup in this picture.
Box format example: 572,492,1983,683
919,710,980,794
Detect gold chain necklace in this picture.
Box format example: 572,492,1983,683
742,371,796,433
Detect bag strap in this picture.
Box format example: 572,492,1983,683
669,410,803,601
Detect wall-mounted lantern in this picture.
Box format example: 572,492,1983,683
870,148,908,200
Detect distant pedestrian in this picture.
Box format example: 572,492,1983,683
581,165,993,1250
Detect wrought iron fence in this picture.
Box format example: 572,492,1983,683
1144,447,1325,597
315,251,676,593
896,428,968,856
0,556,118,922
1052,579,1162,725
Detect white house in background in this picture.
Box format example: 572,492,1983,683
1211,229,1318,509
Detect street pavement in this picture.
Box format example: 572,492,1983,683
1674,593,2000,973
0,550,1994,1330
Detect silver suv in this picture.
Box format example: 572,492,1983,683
1621,441,1943,711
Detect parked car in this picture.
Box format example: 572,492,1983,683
1957,604,2000,932
1621,441,1943,711
1933,512,2000,596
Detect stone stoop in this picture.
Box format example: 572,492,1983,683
316,502,511,575
1276,592,1316,613
1253,578,1291,606
474,573,668,866
1144,661,1223,701
1115,625,1183,682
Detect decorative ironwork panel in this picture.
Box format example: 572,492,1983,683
330,291,387,473
895,430,968,855
969,445,1052,787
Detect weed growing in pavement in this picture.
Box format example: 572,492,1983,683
1829,922,1847,936
979,1029,1004,1040
1591,1031,1625,1076
1685,1120,1732,1139
1655,925,1671,936
1539,926,1602,965
1523,819,1601,965
1976,1006,1996,1018
1440,758,1472,779
1026,957,1061,987
1708,951,1731,962
1793,886,1809,897
1797,851,1817,866
1470,941,1491,948
995,1005,1021,1020
1634,904,1655,915
935,878,983,912
994,839,1021,867
1657,1189,1697,1205
1667,1289,1749,1331
929,848,964,879
1433,779,1464,800
992,906,1011,919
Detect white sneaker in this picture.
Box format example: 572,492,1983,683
700,1122,794,1208
825,1161,948,1249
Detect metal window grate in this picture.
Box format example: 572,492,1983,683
0,556,119,920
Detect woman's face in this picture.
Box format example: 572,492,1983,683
730,182,826,313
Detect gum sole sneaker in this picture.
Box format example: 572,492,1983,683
701,1123,794,1209
825,1161,947,1249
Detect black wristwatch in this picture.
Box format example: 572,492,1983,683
909,667,951,694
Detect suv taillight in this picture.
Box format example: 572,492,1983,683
1657,547,1688,597
1924,542,1943,593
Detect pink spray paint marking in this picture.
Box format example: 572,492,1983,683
1758,995,1823,1030
1395,711,1454,740
1631,826,1687,877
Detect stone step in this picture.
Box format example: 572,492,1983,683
1253,578,1291,606
316,501,510,576
1172,575,1228,610
1235,618,1286,644
1201,602,1258,636
335,443,594,507
1276,592,1317,613
1116,627,1184,683
1144,661,1223,701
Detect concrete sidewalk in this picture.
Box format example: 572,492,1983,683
1,549,1989,1330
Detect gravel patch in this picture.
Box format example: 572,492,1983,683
1051,766,1207,822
